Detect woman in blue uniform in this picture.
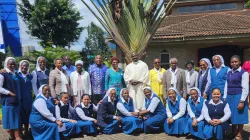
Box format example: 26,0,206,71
202,88,231,140
117,88,143,135
226,55,249,140
72,94,99,136
97,88,121,134
0,57,22,140
209,55,229,99
55,92,81,138
164,87,187,135
18,60,33,137
31,56,49,96
137,87,166,134
29,85,63,140
184,87,205,139
198,58,212,99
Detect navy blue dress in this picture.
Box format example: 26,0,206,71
117,98,143,134
1,72,21,130
97,97,120,134
18,73,33,125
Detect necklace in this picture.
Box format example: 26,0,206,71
213,105,217,112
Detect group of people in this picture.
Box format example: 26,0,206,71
0,53,249,140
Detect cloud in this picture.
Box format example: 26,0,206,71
16,0,103,51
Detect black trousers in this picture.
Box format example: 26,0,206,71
92,94,104,105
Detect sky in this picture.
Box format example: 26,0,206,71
16,0,102,51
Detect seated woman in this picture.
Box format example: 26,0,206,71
29,85,63,140
55,92,81,138
184,87,205,139
164,87,187,135
72,94,99,136
138,87,166,134
97,88,121,134
117,88,143,135
202,88,231,140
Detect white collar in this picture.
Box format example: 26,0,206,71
59,100,68,106
231,67,241,73
108,96,115,103
146,93,154,101
81,102,91,108
208,99,223,105
169,67,178,73
5,68,15,75
121,97,130,103
36,67,47,72
40,94,48,100
192,97,200,104
214,65,225,69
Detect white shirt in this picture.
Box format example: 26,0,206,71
187,97,205,122
75,103,98,121
185,70,199,94
55,101,75,122
141,93,160,113
0,74,10,95
33,94,56,122
117,97,139,117
31,68,47,96
166,97,187,120
223,67,249,101
70,70,91,95
200,69,211,94
202,100,231,123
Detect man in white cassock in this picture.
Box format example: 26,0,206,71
124,53,149,110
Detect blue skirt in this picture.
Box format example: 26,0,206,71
2,105,21,129
184,118,204,139
144,114,166,134
164,117,187,135
30,119,59,140
102,120,120,134
226,94,248,124
76,120,98,134
203,122,229,140
62,122,82,137
121,116,143,135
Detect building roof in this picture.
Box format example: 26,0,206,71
154,9,250,40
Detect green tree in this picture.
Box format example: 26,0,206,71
81,22,111,67
6,46,14,57
246,0,250,8
0,52,6,69
18,0,84,48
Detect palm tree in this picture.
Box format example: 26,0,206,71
81,0,176,63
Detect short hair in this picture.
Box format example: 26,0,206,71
54,58,62,64
169,58,178,63
212,88,221,93
185,60,194,67
81,94,90,100
111,57,119,63
59,92,68,98
231,55,241,62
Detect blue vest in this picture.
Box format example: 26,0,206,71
30,95,55,122
227,69,245,94
198,70,209,94
167,95,182,116
188,97,205,118
58,102,69,119
118,98,134,117
205,100,227,119
18,73,33,100
210,66,228,95
146,94,166,116
72,104,94,121
36,70,49,89
1,72,20,106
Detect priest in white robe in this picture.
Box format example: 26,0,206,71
124,53,149,109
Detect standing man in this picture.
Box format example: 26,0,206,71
149,58,166,102
88,55,108,105
62,55,76,77
163,58,187,100
124,53,149,110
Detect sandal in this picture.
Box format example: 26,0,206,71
234,136,243,140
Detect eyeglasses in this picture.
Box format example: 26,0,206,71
154,62,160,64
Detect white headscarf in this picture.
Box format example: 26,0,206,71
189,87,201,97
18,60,30,75
36,56,46,71
75,60,83,66
4,57,16,73
37,84,47,97
200,58,212,69
212,55,225,67
103,88,116,100
167,87,181,98
119,88,130,102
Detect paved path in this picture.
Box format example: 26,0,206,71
0,124,250,140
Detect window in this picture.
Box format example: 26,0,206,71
177,3,237,14
160,52,170,69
